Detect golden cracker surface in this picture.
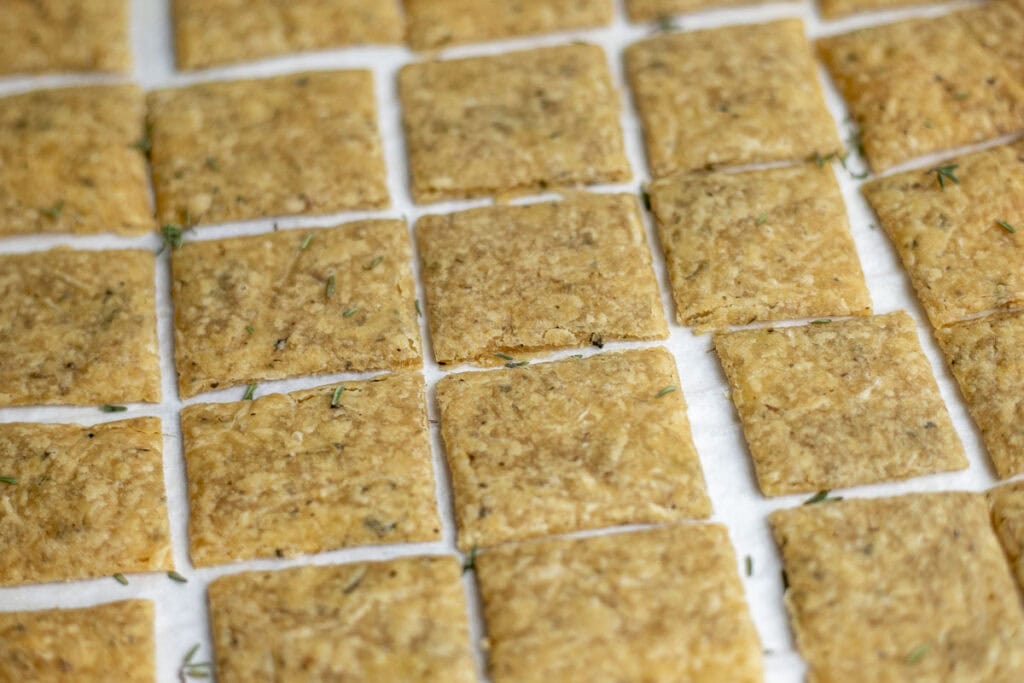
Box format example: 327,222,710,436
626,0,784,20
989,481,1024,590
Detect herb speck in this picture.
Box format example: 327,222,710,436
242,383,257,401
656,385,676,398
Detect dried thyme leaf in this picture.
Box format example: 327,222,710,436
342,566,368,594
997,219,1017,234
811,319,832,325
0,476,17,485
462,545,478,574
300,232,314,250
100,405,127,412
326,274,336,299
41,201,64,220
803,490,843,505
167,570,188,583
330,385,345,408
745,555,753,577
930,164,960,189
242,383,257,401
159,223,185,253
113,573,129,585
415,299,422,316
505,360,529,368
756,213,768,225
906,643,930,664
245,325,255,335
343,306,359,318
641,189,652,211
494,352,515,361
365,256,383,270
205,157,219,171
656,385,676,398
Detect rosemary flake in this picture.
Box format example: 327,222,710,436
300,232,314,250
997,219,1017,234
462,545,478,574
756,213,768,225
41,201,64,220
803,489,843,505
113,573,129,585
326,274,336,299
366,256,383,270
656,385,676,398
100,405,127,412
906,643,930,664
167,570,188,583
343,306,359,318
745,555,753,577
245,325,255,335
330,385,345,408
242,383,257,401
159,223,185,253
930,164,960,189
494,352,515,361
0,476,16,485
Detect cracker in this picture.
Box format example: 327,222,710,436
148,70,388,227
399,44,630,203
437,348,710,549
650,164,871,332
476,523,762,683
988,481,1024,589
417,194,666,365
770,492,1024,683
208,556,475,683
863,140,1024,328
173,0,402,70
625,19,840,178
817,0,936,19
0,0,129,75
626,0,782,20
182,373,439,566
818,16,1024,172
0,600,154,682
0,418,172,586
959,0,1024,84
936,311,1024,479
171,220,421,398
0,248,161,406
0,85,152,237
405,0,612,50
714,311,966,496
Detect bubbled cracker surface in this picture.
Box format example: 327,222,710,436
937,310,1024,479
436,348,710,550
0,600,154,683
173,0,402,70
626,0,784,20
988,481,1024,590
0,248,161,406
171,220,421,398
959,0,1024,84
625,20,840,178
405,0,612,50
714,311,966,496
0,419,172,586
181,373,439,567
649,164,871,332
771,492,1024,683
863,140,1024,328
0,0,130,75
416,193,666,365
208,557,475,683
476,524,762,683
148,70,388,227
0,85,152,237
818,15,1024,172
399,44,631,203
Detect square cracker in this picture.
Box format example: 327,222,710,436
173,0,402,70
171,220,421,398
0,600,154,682
988,481,1024,590
417,193,666,365
771,492,1024,683
714,311,966,496
208,556,475,683
0,0,129,75
625,20,840,178
181,372,440,567
936,311,1024,479
0,418,173,586
405,0,612,51
399,44,630,203
437,348,711,550
818,16,1024,172
649,164,872,332
0,85,152,237
0,248,161,406
148,70,388,227
863,140,1024,328
626,0,784,21
476,523,762,683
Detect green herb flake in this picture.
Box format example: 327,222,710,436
997,219,1018,234
330,385,345,408
570,354,584,359
745,555,753,577
113,573,129,585
159,223,185,253
756,213,768,225
100,405,127,413
300,232,314,250
167,570,188,583
494,352,515,361
641,189,652,212
415,299,422,316
803,489,843,505
954,91,970,100
810,319,832,325
906,643,930,664
326,274,336,299
656,15,679,31
0,476,17,485
205,156,219,171
179,644,213,680
930,164,960,189
781,569,789,590
343,306,359,318
506,360,529,368
245,325,255,335
242,383,257,401
462,545,478,574
131,135,151,156
41,201,64,220
656,385,677,398
342,565,368,594
365,256,383,270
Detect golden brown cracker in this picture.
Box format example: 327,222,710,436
818,0,938,19
416,193,666,365
476,524,762,683
171,220,421,398
148,70,388,227
988,481,1024,590
625,19,840,177
626,0,784,20
649,164,871,332
208,556,476,683
771,492,1024,683
0,248,161,406
714,311,966,496
959,0,1024,84
399,44,630,203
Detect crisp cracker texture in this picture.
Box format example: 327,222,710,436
714,311,966,496
171,221,421,398
0,248,161,407
960,0,1024,84
399,44,630,203
936,311,1024,479
818,15,1024,172
0,0,130,75
626,0,784,20
405,0,612,50
649,164,871,332
771,492,1024,683
863,140,1024,328
181,373,439,567
208,557,475,683
625,20,840,178
988,481,1024,590
437,348,710,550
476,524,762,683
148,70,388,227
0,418,172,586
817,0,936,19
173,0,402,70
0,600,154,682
0,84,152,237
417,194,666,365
